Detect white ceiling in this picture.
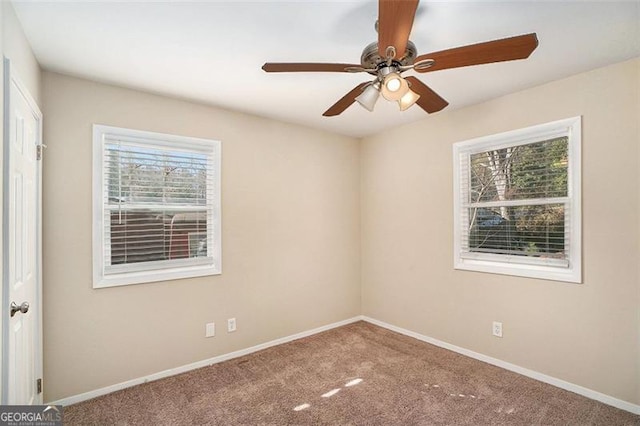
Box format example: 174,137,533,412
12,0,640,138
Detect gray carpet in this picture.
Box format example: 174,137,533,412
65,321,639,425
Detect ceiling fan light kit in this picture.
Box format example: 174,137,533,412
262,0,539,117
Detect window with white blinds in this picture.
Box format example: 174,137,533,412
93,125,221,288
453,117,581,283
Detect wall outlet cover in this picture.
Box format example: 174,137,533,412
228,318,237,332
492,321,503,338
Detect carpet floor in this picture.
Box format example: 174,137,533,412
65,321,639,425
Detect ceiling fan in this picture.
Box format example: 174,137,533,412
262,0,538,117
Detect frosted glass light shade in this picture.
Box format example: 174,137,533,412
380,73,409,101
398,89,420,111
356,83,380,112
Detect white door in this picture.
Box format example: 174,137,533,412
3,58,43,405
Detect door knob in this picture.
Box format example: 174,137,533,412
10,301,29,317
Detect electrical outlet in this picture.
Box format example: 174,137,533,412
205,322,215,338
227,318,237,333
492,321,503,338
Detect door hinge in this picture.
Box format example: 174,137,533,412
36,144,47,161
37,378,42,394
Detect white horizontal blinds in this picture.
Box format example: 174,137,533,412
460,137,569,265
103,138,215,273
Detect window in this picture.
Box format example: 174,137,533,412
93,125,221,288
453,117,581,283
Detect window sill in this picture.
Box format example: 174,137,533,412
454,257,581,283
93,263,221,288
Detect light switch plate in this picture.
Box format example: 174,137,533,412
206,322,215,338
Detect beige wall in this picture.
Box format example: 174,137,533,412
1,0,42,403
41,71,361,401
3,1,40,105
361,58,640,405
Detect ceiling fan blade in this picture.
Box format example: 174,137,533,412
414,33,539,73
262,63,362,73
378,0,419,59
323,82,369,117
405,76,448,113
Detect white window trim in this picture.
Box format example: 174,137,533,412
92,125,222,288
452,117,582,283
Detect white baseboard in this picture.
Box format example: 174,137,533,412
46,316,364,406
361,316,640,415
48,314,639,416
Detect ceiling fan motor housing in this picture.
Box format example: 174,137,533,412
360,40,418,74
